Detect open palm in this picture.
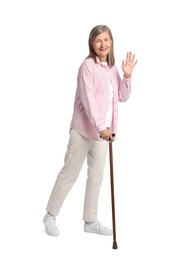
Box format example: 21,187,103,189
122,52,137,78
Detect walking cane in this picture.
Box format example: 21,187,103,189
109,134,118,249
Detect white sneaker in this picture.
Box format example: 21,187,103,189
84,221,112,236
43,213,59,236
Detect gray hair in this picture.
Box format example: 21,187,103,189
87,25,115,66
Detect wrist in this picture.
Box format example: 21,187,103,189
124,73,131,79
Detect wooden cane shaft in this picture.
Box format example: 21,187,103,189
109,142,118,249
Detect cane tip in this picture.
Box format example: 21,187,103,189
112,242,118,249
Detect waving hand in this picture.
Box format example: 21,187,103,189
122,52,137,78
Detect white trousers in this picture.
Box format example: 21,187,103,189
46,129,108,222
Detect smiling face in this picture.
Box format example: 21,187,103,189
91,31,112,62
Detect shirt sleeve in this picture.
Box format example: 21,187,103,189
78,61,106,132
116,68,132,102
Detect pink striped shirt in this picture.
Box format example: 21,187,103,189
70,57,131,140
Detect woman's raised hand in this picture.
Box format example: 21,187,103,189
122,52,137,78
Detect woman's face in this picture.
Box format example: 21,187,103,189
91,31,112,62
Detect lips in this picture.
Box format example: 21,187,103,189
99,48,107,52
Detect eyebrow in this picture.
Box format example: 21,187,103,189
95,37,110,41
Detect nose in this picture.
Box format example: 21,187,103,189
100,41,105,48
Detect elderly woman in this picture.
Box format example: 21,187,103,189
43,25,137,237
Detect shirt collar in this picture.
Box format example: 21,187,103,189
96,56,108,67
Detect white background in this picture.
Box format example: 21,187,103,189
0,0,179,259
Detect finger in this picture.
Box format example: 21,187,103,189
128,51,132,61
131,54,135,63
109,134,114,142
105,134,110,141
100,134,106,140
133,59,138,67
126,52,129,62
